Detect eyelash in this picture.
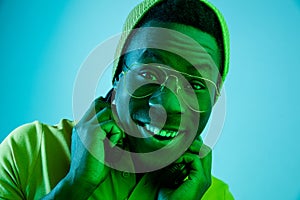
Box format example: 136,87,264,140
185,80,206,90
140,71,158,80
139,71,206,91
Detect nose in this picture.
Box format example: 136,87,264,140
149,76,185,114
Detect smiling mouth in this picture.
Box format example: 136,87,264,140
142,123,183,140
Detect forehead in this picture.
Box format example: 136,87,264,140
124,22,221,79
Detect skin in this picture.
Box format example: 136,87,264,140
42,21,221,199
41,97,124,199
113,21,220,161
113,21,221,198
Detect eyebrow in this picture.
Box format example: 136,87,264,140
138,49,165,63
193,63,214,72
138,49,217,77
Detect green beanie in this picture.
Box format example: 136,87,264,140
112,0,230,85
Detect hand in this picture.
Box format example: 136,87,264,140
42,97,124,199
157,138,212,200
68,97,124,187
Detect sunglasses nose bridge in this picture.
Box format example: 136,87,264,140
162,74,181,94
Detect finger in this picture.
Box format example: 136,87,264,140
80,102,99,122
86,106,114,126
188,139,212,179
95,106,120,126
95,106,113,122
174,153,202,173
100,120,123,135
200,147,212,180
80,97,110,122
173,153,206,186
199,143,212,158
74,125,106,158
94,96,111,112
188,137,203,154
99,120,124,146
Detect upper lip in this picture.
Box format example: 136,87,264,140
132,111,183,131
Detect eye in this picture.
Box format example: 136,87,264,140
186,80,206,91
138,70,159,81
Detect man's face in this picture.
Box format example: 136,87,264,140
113,21,221,156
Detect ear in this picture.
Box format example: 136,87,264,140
213,74,223,104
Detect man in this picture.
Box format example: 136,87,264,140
0,0,233,199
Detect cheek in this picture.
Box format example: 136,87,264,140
197,111,212,135
114,85,150,132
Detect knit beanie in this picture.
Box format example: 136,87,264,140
112,0,230,85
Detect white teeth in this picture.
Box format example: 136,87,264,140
160,130,167,136
166,132,171,137
171,132,177,137
146,124,159,134
144,124,179,138
153,127,160,135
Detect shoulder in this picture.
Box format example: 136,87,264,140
202,176,235,200
0,121,44,156
0,119,75,199
0,118,75,165
0,119,75,166
0,119,75,152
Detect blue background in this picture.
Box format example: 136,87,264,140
1,0,300,199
